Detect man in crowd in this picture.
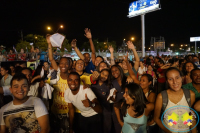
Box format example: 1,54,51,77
182,68,200,101
65,72,102,133
0,73,49,133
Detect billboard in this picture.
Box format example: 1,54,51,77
128,0,160,18
154,41,165,50
190,37,200,42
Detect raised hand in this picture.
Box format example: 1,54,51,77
71,39,77,48
46,34,51,44
123,52,128,62
108,45,114,53
82,94,91,107
91,70,100,81
84,28,92,39
127,41,135,50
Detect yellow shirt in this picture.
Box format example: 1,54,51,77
51,75,69,114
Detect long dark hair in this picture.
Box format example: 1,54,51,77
1,66,11,75
96,61,110,72
182,61,197,75
110,65,127,91
141,74,154,96
121,83,148,117
99,69,111,88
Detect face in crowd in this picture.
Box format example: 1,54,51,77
98,62,108,72
68,74,80,91
140,75,152,90
122,60,128,70
10,78,29,102
75,60,85,72
99,70,109,82
111,66,121,79
0,67,8,76
185,62,194,73
10,66,15,73
147,65,153,71
21,49,24,54
43,62,49,70
191,69,200,84
94,57,103,67
166,69,182,92
123,88,135,105
83,53,90,63
59,58,69,73
21,69,32,84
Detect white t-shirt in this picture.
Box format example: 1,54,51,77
0,97,48,133
64,85,97,117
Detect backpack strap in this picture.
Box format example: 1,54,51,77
183,89,191,107
161,90,168,112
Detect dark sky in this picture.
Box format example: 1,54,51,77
0,0,200,49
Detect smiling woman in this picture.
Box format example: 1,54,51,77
154,67,196,133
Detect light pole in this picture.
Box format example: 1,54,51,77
56,25,64,33
47,26,55,33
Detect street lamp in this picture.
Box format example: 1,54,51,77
47,26,51,30
35,36,37,39
56,25,64,32
131,37,134,41
124,39,126,41
181,44,183,47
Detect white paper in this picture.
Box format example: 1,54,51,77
107,88,116,103
50,33,65,48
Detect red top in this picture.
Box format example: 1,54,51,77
157,68,166,83
19,53,26,61
7,54,16,61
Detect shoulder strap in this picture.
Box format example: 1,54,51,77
161,90,168,112
183,89,191,107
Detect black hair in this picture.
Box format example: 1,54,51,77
43,61,50,65
110,65,127,91
1,66,11,75
121,83,148,117
75,59,85,67
15,66,22,74
182,61,197,75
96,55,104,62
171,58,179,64
99,69,111,88
141,74,154,94
60,57,70,65
190,68,200,80
83,53,90,57
129,61,134,68
53,49,56,52
96,61,110,72
10,49,14,53
165,67,183,80
10,73,28,86
68,72,80,82
66,57,73,70
158,59,164,65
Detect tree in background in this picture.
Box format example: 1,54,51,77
81,39,117,52
15,34,71,52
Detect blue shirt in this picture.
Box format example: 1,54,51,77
84,61,95,74
39,51,47,61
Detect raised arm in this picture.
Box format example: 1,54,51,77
46,34,58,70
108,45,115,65
124,53,140,84
127,41,140,71
84,28,96,64
71,39,85,60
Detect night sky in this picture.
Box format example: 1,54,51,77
0,0,200,50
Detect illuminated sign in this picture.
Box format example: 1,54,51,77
190,37,200,42
127,0,160,18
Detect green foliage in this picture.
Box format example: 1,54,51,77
80,39,117,52
15,34,71,52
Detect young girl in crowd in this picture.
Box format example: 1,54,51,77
0,66,12,86
121,83,154,133
140,74,157,133
91,69,112,133
18,48,26,61
138,61,146,80
154,67,196,133
6,49,16,61
10,65,15,76
96,61,110,72
182,61,197,85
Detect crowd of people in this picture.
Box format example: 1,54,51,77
0,28,200,133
